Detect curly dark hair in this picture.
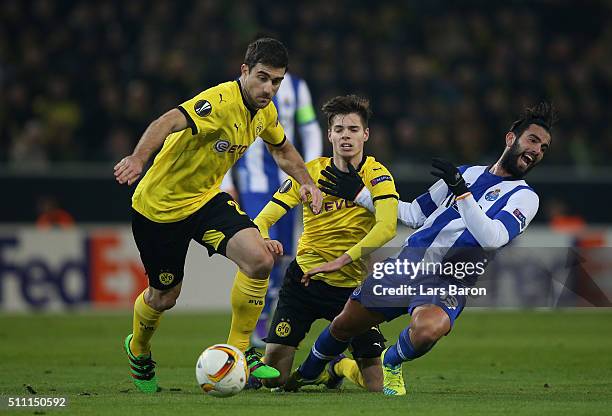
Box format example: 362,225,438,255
322,95,372,128
509,101,558,139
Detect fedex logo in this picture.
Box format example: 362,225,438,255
0,230,147,310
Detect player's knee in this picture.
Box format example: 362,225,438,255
413,326,440,346
411,305,450,344
244,250,274,278
329,316,353,341
411,318,448,345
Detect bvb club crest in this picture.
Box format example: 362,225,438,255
159,272,175,285
275,321,291,337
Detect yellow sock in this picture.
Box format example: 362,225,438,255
227,270,269,352
334,358,367,389
130,290,163,357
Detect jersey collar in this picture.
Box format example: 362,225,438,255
235,80,258,119
330,155,367,173
486,164,523,181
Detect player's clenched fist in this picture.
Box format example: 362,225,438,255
114,155,144,186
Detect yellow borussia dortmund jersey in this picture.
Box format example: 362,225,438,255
133,80,286,222
257,156,398,287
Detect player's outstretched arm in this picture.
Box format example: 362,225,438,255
430,158,539,248
342,197,397,262
254,201,291,239
319,164,428,228
266,140,322,214
114,108,188,185
253,175,301,240
456,189,539,249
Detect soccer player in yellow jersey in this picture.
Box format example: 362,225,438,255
113,38,322,393
250,95,398,392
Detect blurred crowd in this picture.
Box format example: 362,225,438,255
2,0,611,168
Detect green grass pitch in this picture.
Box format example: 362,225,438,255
1,310,611,415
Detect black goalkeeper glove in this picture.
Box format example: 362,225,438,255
430,158,470,197
318,163,364,201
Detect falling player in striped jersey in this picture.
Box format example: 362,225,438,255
286,102,556,395
221,71,323,347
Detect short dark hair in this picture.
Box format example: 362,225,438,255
322,95,372,128
509,101,558,138
244,38,288,70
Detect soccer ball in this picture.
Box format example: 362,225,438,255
195,344,248,397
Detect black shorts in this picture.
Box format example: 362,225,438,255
266,260,386,359
132,192,256,290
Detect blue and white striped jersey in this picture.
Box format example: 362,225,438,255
406,165,539,249
358,164,539,251
357,165,539,285
222,73,322,195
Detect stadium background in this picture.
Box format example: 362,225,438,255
0,1,611,414
2,0,611,307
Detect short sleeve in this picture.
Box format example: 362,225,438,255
270,177,301,211
362,162,399,203
177,89,222,136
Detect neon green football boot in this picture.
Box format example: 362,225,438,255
124,334,159,393
244,347,281,379
381,348,406,396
